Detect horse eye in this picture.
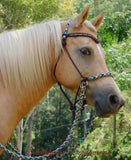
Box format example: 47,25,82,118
80,48,91,56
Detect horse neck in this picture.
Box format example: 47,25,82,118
0,76,56,154
11,44,58,118
0,33,59,149
0,54,57,151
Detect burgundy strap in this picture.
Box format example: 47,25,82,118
57,82,74,108
54,45,86,122
54,51,79,122
63,46,85,79
57,81,81,122
54,49,62,80
63,45,88,81
63,33,100,44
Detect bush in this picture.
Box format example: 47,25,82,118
105,37,131,90
98,12,131,46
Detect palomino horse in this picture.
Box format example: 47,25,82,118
0,5,125,154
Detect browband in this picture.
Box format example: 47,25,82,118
62,22,100,46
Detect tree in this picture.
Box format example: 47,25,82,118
26,114,33,156
57,0,77,18
16,108,35,159
99,0,131,17
0,0,77,31
16,119,23,160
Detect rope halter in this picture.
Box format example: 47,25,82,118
54,21,113,121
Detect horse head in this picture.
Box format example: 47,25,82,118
55,5,125,117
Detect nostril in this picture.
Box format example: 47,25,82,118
109,94,119,108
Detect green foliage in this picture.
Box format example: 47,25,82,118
76,0,92,13
98,12,131,45
77,0,131,18
0,0,76,30
0,0,31,29
99,0,131,17
57,0,77,18
0,0,59,29
105,38,131,90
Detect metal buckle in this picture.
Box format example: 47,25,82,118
80,80,88,91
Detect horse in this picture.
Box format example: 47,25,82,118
0,5,125,155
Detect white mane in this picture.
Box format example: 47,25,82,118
0,21,62,90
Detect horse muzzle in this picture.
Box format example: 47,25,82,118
91,88,125,117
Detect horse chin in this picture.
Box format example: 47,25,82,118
84,98,118,118
94,102,118,118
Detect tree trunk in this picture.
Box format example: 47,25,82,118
34,107,39,151
16,119,23,160
26,114,33,156
16,108,35,159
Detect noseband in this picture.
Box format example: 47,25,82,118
54,21,113,121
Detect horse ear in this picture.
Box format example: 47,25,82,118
72,5,91,27
90,12,105,30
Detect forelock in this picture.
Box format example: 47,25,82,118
85,21,96,33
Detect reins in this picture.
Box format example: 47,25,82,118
0,21,113,159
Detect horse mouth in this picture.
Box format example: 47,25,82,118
94,101,117,118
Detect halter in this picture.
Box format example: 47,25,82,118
54,21,113,121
